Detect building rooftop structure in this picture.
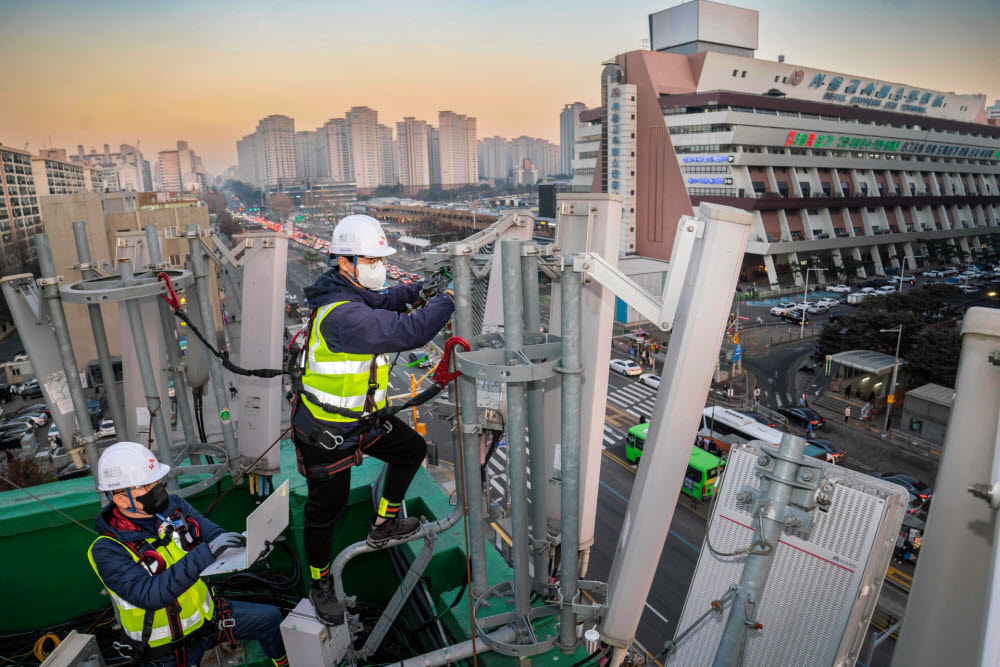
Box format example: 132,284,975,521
904,382,956,407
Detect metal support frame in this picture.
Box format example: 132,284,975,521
357,530,439,659
712,434,823,666
892,307,1000,667
600,202,753,662
144,225,200,463
521,245,551,591
501,239,532,617
72,221,128,443
570,215,702,332
117,260,177,486
452,248,490,598
34,234,102,486
558,263,583,652
185,223,242,480
333,505,465,664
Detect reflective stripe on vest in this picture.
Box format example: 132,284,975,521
300,301,391,423
87,534,215,649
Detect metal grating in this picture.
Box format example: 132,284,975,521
668,443,907,667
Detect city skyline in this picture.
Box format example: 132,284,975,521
2,0,998,173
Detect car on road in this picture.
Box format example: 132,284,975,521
797,364,816,374
13,404,49,419
828,284,851,294
876,285,896,294
777,406,826,429
879,472,933,501
858,287,877,294
21,383,43,399
48,424,60,445
746,413,775,427
639,373,660,389
779,311,809,325
923,270,940,278
407,349,433,368
610,359,643,377
958,284,978,293
806,304,829,315
815,298,839,308
827,313,843,324
806,437,847,464
96,419,116,439
0,424,33,450
399,277,413,285
3,414,45,429
898,274,916,285
770,301,797,316
941,268,958,276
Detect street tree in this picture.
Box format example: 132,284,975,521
266,193,295,220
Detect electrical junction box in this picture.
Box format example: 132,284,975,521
280,598,351,667
668,442,908,667
40,630,105,666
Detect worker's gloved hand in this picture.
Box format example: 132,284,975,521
445,281,455,299
208,532,246,559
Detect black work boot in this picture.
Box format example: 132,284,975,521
366,516,421,549
309,575,345,625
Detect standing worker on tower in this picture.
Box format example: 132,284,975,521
290,214,454,624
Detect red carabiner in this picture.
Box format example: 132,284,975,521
431,336,470,388
157,272,181,311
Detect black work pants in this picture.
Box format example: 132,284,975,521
295,415,427,570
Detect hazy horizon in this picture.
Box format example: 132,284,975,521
2,0,998,174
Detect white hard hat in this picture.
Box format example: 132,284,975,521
97,442,171,492
330,215,396,258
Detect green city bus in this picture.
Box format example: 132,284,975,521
625,423,725,501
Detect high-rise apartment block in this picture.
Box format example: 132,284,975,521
439,111,478,186
236,116,296,189
560,102,587,175
477,136,509,181
396,118,431,190
377,124,398,186
0,143,42,270
295,130,323,182
320,118,351,182
345,107,382,190
427,126,441,186
157,140,205,193
30,155,98,195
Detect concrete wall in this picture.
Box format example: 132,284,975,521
38,193,122,381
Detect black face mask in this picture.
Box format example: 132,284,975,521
134,483,169,516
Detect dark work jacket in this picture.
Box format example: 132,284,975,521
291,269,454,444
89,495,225,611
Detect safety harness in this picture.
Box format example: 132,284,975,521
94,509,236,666
156,270,465,480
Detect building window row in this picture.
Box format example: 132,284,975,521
668,123,733,135
689,187,737,196
674,144,733,154
683,164,730,174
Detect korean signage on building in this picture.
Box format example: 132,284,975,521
606,83,638,254
783,130,1000,160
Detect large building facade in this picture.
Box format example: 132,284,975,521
396,118,431,191
439,111,478,186
576,3,1000,286
560,102,587,175
237,116,296,189
0,144,42,270
345,106,382,191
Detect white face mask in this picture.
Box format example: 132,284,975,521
355,260,386,291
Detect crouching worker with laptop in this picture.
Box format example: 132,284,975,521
88,442,288,667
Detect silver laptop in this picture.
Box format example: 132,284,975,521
201,479,290,576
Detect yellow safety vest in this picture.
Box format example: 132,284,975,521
300,301,390,424
87,534,215,650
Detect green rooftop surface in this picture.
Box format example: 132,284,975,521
0,441,585,665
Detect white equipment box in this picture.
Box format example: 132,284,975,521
280,598,351,667
669,442,908,667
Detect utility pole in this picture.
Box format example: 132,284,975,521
880,325,903,434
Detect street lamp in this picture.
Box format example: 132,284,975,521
800,266,822,340
879,325,903,434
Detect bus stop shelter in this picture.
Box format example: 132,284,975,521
826,349,907,411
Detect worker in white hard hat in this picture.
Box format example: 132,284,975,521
291,214,454,624
87,442,288,666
